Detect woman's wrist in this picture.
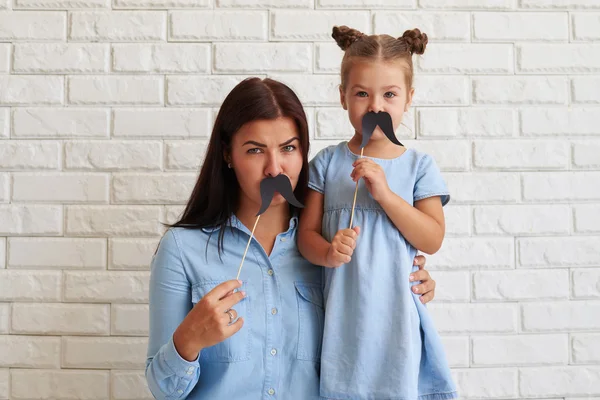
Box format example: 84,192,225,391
173,326,200,362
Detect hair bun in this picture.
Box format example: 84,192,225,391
401,28,428,55
332,25,365,51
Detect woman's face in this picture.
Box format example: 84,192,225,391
227,117,304,214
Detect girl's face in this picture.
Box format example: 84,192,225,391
340,59,414,143
226,117,303,214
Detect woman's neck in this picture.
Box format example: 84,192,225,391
235,201,291,256
348,133,406,159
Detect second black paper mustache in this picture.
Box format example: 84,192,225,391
257,174,304,216
360,111,403,149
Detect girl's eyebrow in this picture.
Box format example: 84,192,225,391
242,137,300,147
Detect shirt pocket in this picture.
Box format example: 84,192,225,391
294,281,324,362
191,279,251,363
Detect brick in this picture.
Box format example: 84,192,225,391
66,206,162,237
165,140,208,170
170,11,267,41
418,108,516,138
0,305,8,333
64,271,149,303
0,44,8,73
111,371,153,400
319,0,413,7
0,174,6,203
0,11,65,40
429,303,517,333
405,140,469,171
220,0,311,6
518,44,600,73
12,303,110,335
574,205,600,233
271,11,369,41
113,44,209,73
0,76,63,105
0,369,6,400
0,238,4,269
8,237,106,269
65,141,162,171
112,173,196,204
445,173,520,203
316,108,414,141
373,11,470,41
572,12,600,40
14,0,108,7
11,370,109,400
474,205,570,235
14,44,108,73
573,269,600,299
521,0,600,8
113,108,211,138
12,108,109,139
522,301,600,332
453,368,517,399
0,205,62,235
109,238,159,270
0,141,59,170
473,76,568,105
0,108,7,139
167,75,255,106
473,12,568,41
164,206,185,225
443,205,471,236
315,43,343,73
63,337,147,368
521,108,600,135
573,141,600,168
473,270,569,301
12,173,109,203
472,334,568,366
412,75,469,105
474,140,568,170
214,43,311,73
431,271,469,301
418,44,513,73
112,304,149,336
419,0,513,8
0,270,61,301
519,237,600,267
68,76,163,105
440,336,468,367
0,336,60,368
519,366,600,397
572,334,600,364
115,0,208,7
69,11,166,41
522,172,600,201
572,77,600,104
429,238,514,270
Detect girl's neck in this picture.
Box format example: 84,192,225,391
348,133,406,159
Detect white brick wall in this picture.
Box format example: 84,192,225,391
0,2,598,399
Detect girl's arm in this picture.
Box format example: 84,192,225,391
379,193,445,255
297,189,331,267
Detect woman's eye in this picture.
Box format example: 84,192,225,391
247,148,262,154
356,91,368,97
384,92,396,98
282,145,296,152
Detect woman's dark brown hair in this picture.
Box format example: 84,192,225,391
168,77,310,255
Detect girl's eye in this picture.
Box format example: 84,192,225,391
356,91,368,97
282,145,296,152
384,92,396,98
247,148,262,154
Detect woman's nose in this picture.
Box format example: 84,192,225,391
264,152,283,178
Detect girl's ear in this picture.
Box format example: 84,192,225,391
339,85,347,110
405,88,415,111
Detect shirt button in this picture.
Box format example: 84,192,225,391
268,388,275,395
268,269,274,276
177,389,184,394
280,237,287,242
187,366,194,372
270,348,277,356
271,308,277,315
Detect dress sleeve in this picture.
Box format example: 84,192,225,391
308,145,335,194
145,229,201,400
413,153,450,206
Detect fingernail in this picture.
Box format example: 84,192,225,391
409,275,415,281
413,287,419,293
241,291,246,297
237,279,243,285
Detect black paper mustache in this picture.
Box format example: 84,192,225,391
257,174,304,216
360,111,403,149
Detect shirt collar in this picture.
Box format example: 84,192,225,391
201,213,298,234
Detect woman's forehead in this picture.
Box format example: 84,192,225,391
233,117,298,144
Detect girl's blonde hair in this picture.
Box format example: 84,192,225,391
332,25,428,92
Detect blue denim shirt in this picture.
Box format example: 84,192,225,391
309,142,458,400
145,215,326,400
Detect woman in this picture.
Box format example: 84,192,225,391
145,77,438,399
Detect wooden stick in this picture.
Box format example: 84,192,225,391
349,147,364,229
236,215,261,280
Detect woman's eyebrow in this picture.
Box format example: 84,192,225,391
279,137,300,146
242,137,299,147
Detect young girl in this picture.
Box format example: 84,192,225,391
298,26,458,400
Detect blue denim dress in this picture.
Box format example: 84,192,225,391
309,142,458,400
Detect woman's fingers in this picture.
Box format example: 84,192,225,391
219,291,246,312
209,279,243,301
